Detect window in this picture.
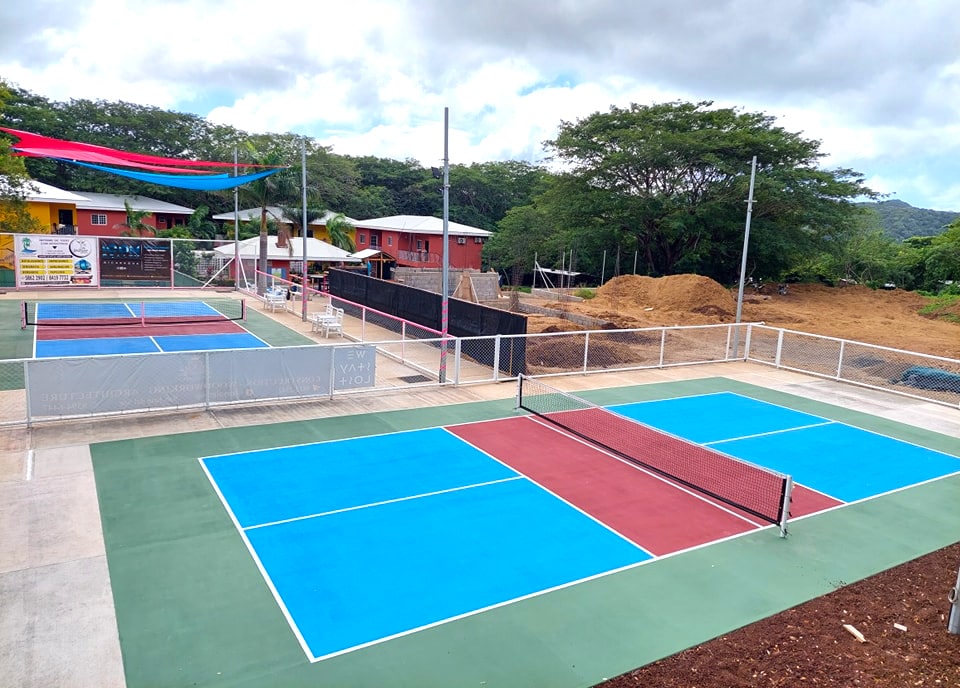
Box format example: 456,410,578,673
416,239,423,251
359,233,366,245
91,213,107,225
387,236,393,247
474,236,484,244
370,234,379,247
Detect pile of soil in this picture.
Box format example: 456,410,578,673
526,276,960,359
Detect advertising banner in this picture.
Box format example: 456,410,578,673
99,238,172,281
14,234,98,287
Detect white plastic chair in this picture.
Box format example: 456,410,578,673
321,307,344,338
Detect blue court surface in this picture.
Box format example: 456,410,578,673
612,392,960,502
32,300,267,357
201,427,651,661
34,300,228,320
200,393,960,663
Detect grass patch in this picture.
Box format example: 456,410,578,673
918,293,960,323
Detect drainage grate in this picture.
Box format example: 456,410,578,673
399,375,432,384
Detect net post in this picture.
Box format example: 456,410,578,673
240,298,246,321
778,475,793,538
516,374,524,410
20,301,27,330
140,302,146,327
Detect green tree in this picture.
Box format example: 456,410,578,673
449,161,549,231
157,226,199,281
0,81,44,233
544,101,874,281
923,220,960,291
238,144,295,292
183,205,217,241
325,213,356,252
114,200,156,237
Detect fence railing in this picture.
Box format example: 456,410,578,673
2,322,957,426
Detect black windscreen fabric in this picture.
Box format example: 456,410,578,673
328,269,526,374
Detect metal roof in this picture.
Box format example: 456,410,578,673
354,215,493,237
73,192,194,214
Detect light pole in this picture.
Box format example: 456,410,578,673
439,107,450,383
733,155,758,358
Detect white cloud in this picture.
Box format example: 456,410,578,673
2,0,959,209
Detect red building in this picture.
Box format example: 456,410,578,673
352,215,491,270
72,192,194,236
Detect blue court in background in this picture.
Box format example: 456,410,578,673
201,427,652,661
32,300,267,357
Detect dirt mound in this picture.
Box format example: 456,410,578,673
594,274,737,316
525,275,960,359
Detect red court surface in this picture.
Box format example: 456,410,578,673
35,319,247,340
450,416,842,556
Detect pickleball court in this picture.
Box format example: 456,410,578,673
197,377,960,663
23,299,267,357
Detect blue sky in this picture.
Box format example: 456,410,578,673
1,0,958,210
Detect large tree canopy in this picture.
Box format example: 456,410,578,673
539,100,876,282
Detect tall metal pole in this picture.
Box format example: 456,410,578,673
301,138,308,321
233,148,240,290
439,107,450,383
733,156,758,357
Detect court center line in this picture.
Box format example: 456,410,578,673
243,475,524,531
703,420,836,445
25,449,34,481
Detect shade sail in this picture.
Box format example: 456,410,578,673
0,127,263,168
60,159,280,191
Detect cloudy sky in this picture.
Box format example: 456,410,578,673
2,1,959,209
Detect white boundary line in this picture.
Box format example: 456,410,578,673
201,431,657,664
445,427,658,557
244,476,524,531
704,421,836,445
197,456,317,662
25,449,34,481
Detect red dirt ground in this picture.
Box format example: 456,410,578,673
519,275,960,688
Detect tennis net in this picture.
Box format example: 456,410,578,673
517,375,793,535
21,299,246,328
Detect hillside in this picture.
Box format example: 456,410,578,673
858,199,959,240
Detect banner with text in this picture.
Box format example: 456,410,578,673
14,234,98,287
99,237,172,281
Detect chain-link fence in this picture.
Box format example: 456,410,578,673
745,325,960,404
2,322,958,426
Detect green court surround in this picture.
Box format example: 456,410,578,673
90,378,960,688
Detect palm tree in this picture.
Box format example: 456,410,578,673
184,205,217,242
114,200,156,237
278,205,327,271
325,213,356,252
238,145,292,293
